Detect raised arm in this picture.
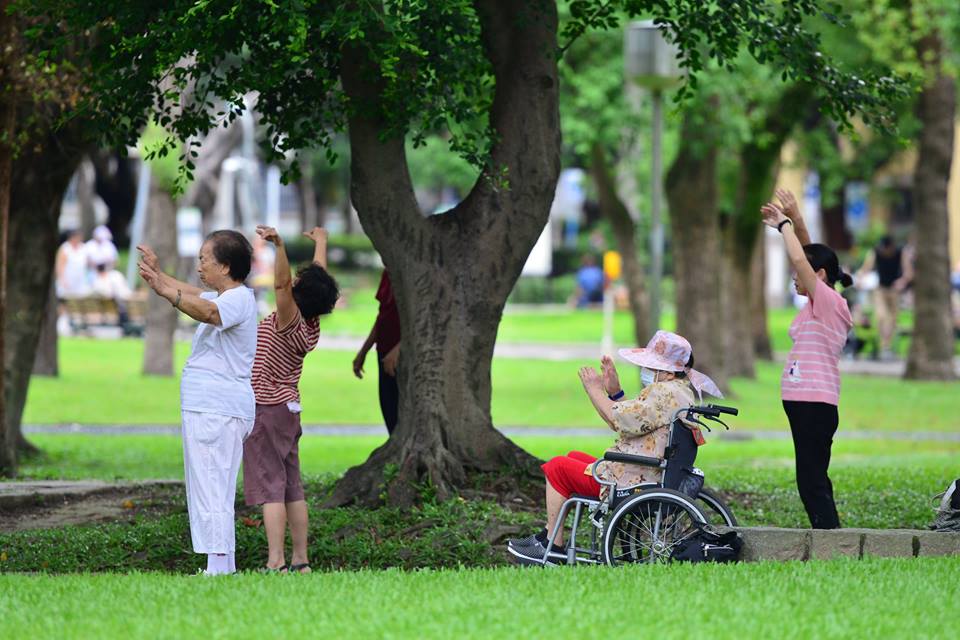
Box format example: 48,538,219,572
138,258,222,325
137,245,204,296
579,366,616,430
775,188,812,247
256,225,299,330
762,201,820,302
303,226,329,269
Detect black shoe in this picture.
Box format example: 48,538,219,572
507,538,566,566
507,529,547,549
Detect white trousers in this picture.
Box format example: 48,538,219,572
181,410,254,554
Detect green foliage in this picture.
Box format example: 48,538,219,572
137,122,182,195
16,0,910,191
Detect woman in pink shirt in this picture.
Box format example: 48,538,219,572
762,189,853,529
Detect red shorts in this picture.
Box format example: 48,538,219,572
541,451,601,499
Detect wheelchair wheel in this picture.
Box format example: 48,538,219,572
695,487,738,527
602,488,707,566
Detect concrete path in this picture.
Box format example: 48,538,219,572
0,479,180,510
22,423,960,441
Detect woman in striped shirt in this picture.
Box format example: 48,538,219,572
244,225,339,572
762,189,853,529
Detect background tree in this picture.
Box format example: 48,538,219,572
1,4,93,476
22,0,906,497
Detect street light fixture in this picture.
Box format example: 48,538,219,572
625,21,682,339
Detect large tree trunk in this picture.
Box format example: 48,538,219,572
905,32,956,380
76,157,97,236
142,183,179,376
32,280,58,376
0,4,14,473
2,124,87,476
720,229,757,378
665,106,727,389
590,141,649,346
327,0,560,507
750,228,773,360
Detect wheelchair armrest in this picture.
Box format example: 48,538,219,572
602,451,663,468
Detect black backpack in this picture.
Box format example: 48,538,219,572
671,524,742,563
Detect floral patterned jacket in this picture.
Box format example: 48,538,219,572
594,378,696,488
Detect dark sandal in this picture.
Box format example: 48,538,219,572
260,566,288,574
288,563,311,574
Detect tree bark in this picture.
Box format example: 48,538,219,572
327,0,560,507
665,105,727,390
0,11,13,473
750,228,773,360
2,124,88,476
32,280,58,376
142,183,179,376
298,166,322,230
590,141,649,346
76,156,97,236
905,32,956,380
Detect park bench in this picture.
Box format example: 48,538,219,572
62,293,147,337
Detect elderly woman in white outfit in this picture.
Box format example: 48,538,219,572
138,230,257,575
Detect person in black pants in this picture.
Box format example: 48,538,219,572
783,401,840,528
353,270,400,434
763,189,854,529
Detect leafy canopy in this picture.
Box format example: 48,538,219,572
18,0,909,188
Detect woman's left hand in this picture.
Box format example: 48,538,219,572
600,355,621,396
760,202,788,229
579,366,603,393
138,259,167,296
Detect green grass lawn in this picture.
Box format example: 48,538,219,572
23,338,960,431
1,559,958,639
323,288,802,350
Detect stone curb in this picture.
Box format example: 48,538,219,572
720,526,960,561
0,480,182,512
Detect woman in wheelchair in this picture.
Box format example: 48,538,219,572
508,330,722,565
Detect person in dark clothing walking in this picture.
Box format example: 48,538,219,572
857,235,912,359
353,270,401,434
763,189,854,530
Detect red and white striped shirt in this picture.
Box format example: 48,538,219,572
781,279,853,406
252,311,320,405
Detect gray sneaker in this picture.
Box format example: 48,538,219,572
507,530,546,549
507,538,565,566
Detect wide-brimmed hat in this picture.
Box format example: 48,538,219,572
618,330,722,400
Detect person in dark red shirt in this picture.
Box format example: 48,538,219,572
353,270,400,434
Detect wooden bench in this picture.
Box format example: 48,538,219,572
62,294,147,336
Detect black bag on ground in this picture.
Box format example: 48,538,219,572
671,524,742,563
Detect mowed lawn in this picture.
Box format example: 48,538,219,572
2,559,958,639
23,337,960,431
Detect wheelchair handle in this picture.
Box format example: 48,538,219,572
688,404,739,418
602,451,664,468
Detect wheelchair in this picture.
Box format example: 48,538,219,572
536,403,739,566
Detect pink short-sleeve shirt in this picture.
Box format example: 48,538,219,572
781,279,853,406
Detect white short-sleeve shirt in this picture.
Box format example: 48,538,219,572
180,286,257,419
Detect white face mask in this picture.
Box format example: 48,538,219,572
640,367,657,387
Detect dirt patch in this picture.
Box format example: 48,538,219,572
0,483,184,533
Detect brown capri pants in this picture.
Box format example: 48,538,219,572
242,403,305,506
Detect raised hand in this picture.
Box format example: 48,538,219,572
256,225,282,246
136,244,160,271
138,258,165,294
775,188,802,222
760,202,788,229
303,227,328,244
600,355,621,395
579,366,603,393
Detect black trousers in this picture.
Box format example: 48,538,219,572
377,356,399,435
782,400,841,529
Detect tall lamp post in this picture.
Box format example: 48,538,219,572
625,21,681,337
